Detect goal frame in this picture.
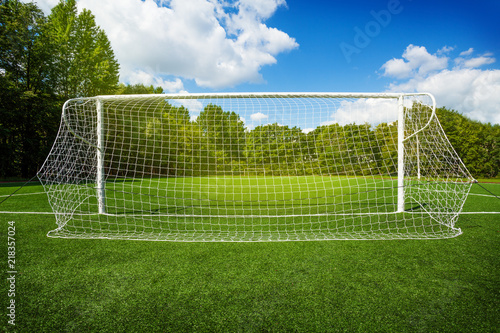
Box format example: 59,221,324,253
68,92,437,216
39,90,474,241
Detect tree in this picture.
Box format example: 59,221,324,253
0,0,121,178
438,107,500,178
116,83,164,95
140,103,199,176
246,123,305,176
312,123,380,176
0,0,51,93
0,0,60,178
46,0,119,98
374,122,398,175
313,124,344,175
196,104,246,174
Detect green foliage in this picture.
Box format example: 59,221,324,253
0,0,119,178
0,84,59,178
313,123,384,176
437,107,500,178
196,104,246,174
97,100,499,180
104,100,203,177
0,0,62,178
246,123,305,175
143,104,195,176
0,0,51,93
375,122,398,175
46,0,119,98
116,83,164,95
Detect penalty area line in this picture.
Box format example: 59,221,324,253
0,191,47,198
458,211,500,214
468,193,500,198
0,211,55,214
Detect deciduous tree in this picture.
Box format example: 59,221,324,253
47,0,119,98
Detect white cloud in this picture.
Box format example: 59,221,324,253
380,58,412,79
331,99,399,126
380,44,448,79
128,70,184,93
302,128,314,134
454,48,496,69
320,120,337,126
383,45,500,124
319,99,401,127
83,0,297,89
25,0,297,90
250,112,269,121
461,56,496,69
437,46,454,55
459,48,474,56
28,0,59,14
245,124,255,131
169,99,204,113
238,116,255,131
388,69,500,124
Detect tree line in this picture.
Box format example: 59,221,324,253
101,101,499,179
102,102,394,178
1,0,498,179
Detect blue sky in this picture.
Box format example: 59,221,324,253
30,0,500,123
248,0,500,92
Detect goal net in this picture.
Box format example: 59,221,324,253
37,93,474,241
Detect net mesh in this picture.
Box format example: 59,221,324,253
37,93,473,241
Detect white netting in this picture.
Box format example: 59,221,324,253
37,93,473,241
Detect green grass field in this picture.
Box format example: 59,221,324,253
0,179,499,332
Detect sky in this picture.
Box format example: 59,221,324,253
27,0,500,124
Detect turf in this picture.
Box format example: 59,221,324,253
0,181,499,332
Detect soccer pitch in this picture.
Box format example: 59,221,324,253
0,180,498,331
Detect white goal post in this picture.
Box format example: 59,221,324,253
37,92,474,241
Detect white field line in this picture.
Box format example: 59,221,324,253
0,211,55,214
468,193,499,198
1,211,498,215
0,191,47,198
458,212,500,214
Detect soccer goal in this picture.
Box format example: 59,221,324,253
37,92,474,241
